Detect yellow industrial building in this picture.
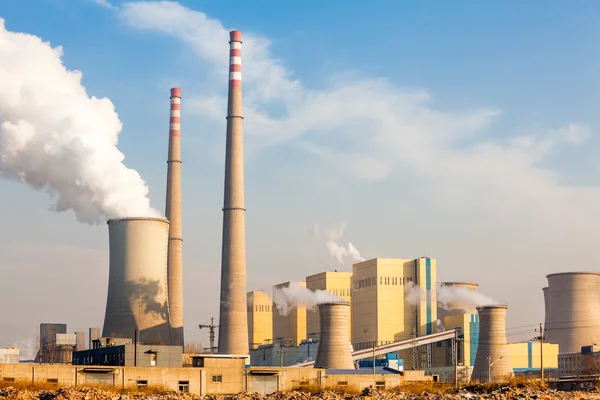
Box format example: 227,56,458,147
272,281,307,346
306,271,352,340
247,291,273,349
351,258,437,350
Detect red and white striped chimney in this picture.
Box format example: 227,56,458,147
218,30,249,355
166,88,184,346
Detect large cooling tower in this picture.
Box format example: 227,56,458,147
472,305,513,382
102,217,172,345
217,30,249,355
165,87,184,346
314,302,355,369
437,281,479,321
545,272,600,353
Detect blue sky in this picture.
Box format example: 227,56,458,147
1,0,600,353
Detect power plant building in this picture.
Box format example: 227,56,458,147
272,281,307,346
247,290,273,349
306,271,352,340
102,217,172,345
351,258,436,350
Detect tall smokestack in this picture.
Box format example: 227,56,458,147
166,88,184,346
217,30,249,355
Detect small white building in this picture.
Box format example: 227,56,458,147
0,348,20,364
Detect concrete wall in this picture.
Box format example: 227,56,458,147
306,272,352,340
0,363,401,394
272,282,307,346
247,290,273,348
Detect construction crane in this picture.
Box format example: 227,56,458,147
199,318,219,353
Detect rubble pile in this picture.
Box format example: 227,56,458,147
1,386,599,400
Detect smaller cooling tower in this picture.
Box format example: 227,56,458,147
545,272,600,353
102,217,172,345
314,302,354,369
472,305,513,382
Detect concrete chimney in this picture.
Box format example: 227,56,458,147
472,305,513,382
314,302,355,369
166,87,184,346
545,272,600,353
102,217,172,344
217,30,249,355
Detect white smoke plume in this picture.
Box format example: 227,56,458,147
437,285,500,311
0,19,160,224
12,337,37,360
405,284,500,312
314,221,365,264
272,282,343,316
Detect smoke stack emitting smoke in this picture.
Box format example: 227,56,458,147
314,222,365,264
406,284,500,311
273,282,343,316
0,19,159,223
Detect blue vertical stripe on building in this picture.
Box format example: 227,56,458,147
425,258,432,335
470,314,475,366
414,259,419,335
527,342,532,369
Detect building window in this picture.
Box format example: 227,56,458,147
178,381,190,392
375,381,385,389
3,378,14,382
212,375,223,383
338,381,348,387
150,353,157,366
380,277,383,285
47,379,58,384
136,380,148,387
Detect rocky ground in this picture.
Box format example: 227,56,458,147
1,386,600,400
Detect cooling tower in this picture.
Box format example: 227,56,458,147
314,302,355,369
217,30,249,355
102,217,172,345
437,281,479,322
165,87,184,346
472,305,513,382
545,272,600,353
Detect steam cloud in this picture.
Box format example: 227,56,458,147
272,282,343,316
405,284,500,312
314,222,365,264
0,19,160,223
12,337,37,360
437,285,500,311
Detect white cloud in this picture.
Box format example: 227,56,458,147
90,0,115,9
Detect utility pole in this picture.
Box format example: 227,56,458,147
372,343,376,374
279,345,284,367
199,318,219,353
540,323,544,383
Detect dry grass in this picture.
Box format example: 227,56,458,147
393,381,454,394
0,379,175,394
465,375,546,391
290,381,362,395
